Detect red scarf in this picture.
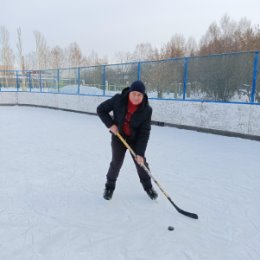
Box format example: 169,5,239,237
123,98,139,136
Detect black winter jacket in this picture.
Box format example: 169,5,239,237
97,87,152,156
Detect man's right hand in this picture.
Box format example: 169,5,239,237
109,124,119,135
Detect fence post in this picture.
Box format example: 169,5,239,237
250,51,259,103
102,65,106,95
183,57,189,100
57,69,60,93
16,70,19,91
40,71,42,92
137,62,141,80
77,67,80,95
29,72,32,92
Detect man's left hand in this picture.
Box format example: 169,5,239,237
135,155,144,165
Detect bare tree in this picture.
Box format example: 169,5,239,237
220,14,238,50
114,51,133,63
185,37,198,56
234,17,253,50
87,50,101,65
34,30,49,69
16,27,26,90
161,34,186,58
199,22,222,55
132,42,154,61
0,26,15,69
68,42,82,67
150,47,161,61
199,15,260,55
16,27,25,71
252,25,260,50
0,26,15,88
25,52,37,70
115,42,160,63
50,45,64,68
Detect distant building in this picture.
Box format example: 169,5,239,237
0,65,14,70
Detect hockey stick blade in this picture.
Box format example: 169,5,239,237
168,197,198,219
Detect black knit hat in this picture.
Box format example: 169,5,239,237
129,80,146,94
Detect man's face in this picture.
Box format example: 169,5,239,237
129,91,144,105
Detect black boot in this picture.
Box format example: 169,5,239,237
103,187,114,200
145,187,158,200
103,179,116,200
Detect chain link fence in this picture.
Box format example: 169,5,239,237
0,51,259,104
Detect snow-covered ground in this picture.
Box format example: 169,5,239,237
0,106,260,260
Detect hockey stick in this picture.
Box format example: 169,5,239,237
116,132,198,220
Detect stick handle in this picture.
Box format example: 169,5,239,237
116,132,137,157
115,132,199,220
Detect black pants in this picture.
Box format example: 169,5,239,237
106,135,152,190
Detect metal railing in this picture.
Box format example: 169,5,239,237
0,51,259,104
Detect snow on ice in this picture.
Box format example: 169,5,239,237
0,106,260,260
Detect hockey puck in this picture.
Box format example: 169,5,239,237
168,226,174,231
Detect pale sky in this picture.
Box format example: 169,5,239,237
1,0,260,61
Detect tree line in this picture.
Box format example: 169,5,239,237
1,14,260,71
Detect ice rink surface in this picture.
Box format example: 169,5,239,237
0,106,260,260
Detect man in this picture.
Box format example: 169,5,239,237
97,80,158,200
